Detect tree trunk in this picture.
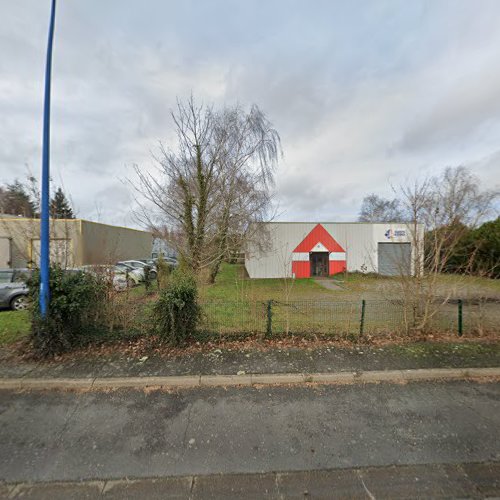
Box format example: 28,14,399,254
208,206,231,284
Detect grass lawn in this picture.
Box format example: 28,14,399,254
432,273,500,298
199,263,336,301
331,270,500,302
197,264,401,336
1,265,497,346
195,264,500,337
200,263,500,301
0,310,30,346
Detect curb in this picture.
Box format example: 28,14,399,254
2,461,500,498
0,367,499,391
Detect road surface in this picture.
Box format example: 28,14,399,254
1,380,499,497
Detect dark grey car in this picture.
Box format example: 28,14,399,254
0,269,31,311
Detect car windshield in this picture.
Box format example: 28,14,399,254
116,263,132,270
128,262,145,268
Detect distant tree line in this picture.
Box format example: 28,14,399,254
434,217,500,278
0,176,74,219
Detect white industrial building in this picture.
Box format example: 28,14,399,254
245,222,424,278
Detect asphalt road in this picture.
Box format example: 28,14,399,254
1,380,499,493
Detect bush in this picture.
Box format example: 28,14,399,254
152,269,200,345
156,255,172,290
29,266,108,357
143,264,152,291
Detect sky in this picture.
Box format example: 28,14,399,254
1,0,500,227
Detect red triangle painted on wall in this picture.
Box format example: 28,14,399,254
293,224,345,253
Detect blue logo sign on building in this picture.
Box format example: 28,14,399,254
385,229,406,239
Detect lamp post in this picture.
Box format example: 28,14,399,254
40,0,57,317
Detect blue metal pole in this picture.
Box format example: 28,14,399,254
40,0,57,317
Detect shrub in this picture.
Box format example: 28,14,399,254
29,266,107,357
143,264,152,291
156,255,172,290
152,269,200,345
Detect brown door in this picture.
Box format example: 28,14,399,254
310,252,329,277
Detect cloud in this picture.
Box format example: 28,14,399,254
1,0,500,228
398,52,500,153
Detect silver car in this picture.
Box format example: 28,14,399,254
120,260,158,280
0,269,31,311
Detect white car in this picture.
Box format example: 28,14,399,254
113,263,143,285
119,260,157,280
111,273,128,291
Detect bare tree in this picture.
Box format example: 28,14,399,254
206,105,280,282
358,194,404,222
134,98,219,273
396,166,498,333
134,96,281,281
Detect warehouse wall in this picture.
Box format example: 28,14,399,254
0,218,82,268
0,218,152,268
80,220,152,265
245,222,424,278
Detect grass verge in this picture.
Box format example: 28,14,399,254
0,310,30,346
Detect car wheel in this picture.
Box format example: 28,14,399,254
148,270,157,280
10,295,29,311
127,278,136,288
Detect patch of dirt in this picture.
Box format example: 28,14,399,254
4,330,499,364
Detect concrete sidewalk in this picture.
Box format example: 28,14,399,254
2,462,499,499
1,366,499,391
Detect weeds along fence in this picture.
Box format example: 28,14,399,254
198,299,500,339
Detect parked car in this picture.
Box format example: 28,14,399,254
143,256,178,268
0,269,31,311
81,265,130,291
163,256,178,267
114,262,143,285
120,260,158,280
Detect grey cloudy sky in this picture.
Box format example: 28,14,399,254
1,0,500,226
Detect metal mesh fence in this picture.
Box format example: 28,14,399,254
198,298,500,338
462,299,500,335
199,300,267,336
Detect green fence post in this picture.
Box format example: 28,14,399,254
458,299,463,337
266,300,273,338
359,299,366,337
